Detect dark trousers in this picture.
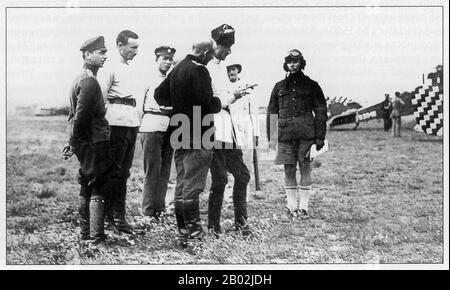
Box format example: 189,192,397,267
174,149,213,231
75,141,112,242
141,131,174,216
383,116,392,131
209,143,250,231
106,126,138,222
76,141,112,198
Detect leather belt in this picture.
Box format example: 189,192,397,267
143,109,172,117
108,98,136,107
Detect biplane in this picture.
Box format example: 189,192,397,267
327,65,443,136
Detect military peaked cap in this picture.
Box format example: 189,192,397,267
154,46,176,57
80,36,107,52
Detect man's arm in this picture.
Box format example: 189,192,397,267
266,84,279,143
312,82,328,147
72,78,95,142
192,66,221,114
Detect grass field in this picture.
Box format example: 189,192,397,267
5,115,444,265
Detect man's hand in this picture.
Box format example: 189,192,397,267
233,90,249,100
315,139,325,151
61,144,74,160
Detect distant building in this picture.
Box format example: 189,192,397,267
35,107,57,116
15,105,37,116
35,106,70,116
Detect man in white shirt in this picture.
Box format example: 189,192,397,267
99,30,140,234
139,46,176,220
225,63,260,150
206,24,252,237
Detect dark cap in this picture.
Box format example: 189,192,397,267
283,49,306,72
211,24,235,47
226,63,242,73
385,93,390,97
80,36,107,52
154,46,176,58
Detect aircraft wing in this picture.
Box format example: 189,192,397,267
328,101,385,127
355,102,384,123
328,109,357,127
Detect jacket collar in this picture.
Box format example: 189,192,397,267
83,63,99,77
186,54,207,66
286,70,305,82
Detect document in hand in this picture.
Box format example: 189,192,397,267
308,139,329,159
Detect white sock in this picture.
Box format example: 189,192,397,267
298,186,312,211
285,186,297,211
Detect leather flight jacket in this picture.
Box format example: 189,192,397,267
267,71,328,142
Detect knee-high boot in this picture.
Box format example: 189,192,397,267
104,198,115,230
79,195,90,240
208,189,224,234
114,179,134,234
233,185,251,236
89,196,106,245
184,197,204,239
174,195,188,247
174,196,186,231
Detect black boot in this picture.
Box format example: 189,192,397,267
184,197,204,240
208,189,224,237
174,197,186,230
113,181,134,235
174,193,189,247
233,187,251,236
114,213,134,235
104,198,116,231
89,197,106,246
78,195,91,240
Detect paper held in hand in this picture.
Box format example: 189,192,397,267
307,139,329,159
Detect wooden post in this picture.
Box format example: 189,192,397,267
253,148,261,191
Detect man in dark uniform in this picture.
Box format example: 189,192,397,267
267,49,327,218
168,40,221,247
62,36,111,247
381,94,392,131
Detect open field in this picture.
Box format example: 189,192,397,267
5,115,444,265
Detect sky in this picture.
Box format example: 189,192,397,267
5,4,443,112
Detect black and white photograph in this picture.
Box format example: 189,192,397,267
1,0,448,270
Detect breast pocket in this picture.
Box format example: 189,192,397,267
278,90,290,109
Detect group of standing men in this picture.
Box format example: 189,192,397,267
382,92,405,137
63,24,328,249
